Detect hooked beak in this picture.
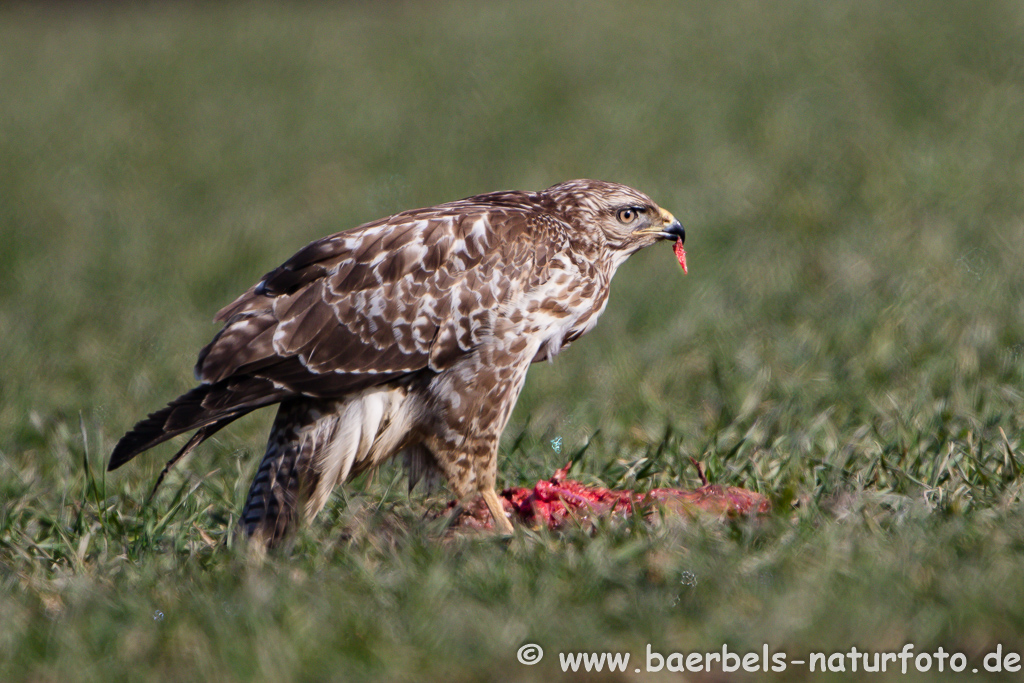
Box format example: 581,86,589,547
659,219,685,243
634,210,688,274
637,216,685,242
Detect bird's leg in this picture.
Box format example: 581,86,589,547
423,435,515,535
423,350,532,535
480,486,514,535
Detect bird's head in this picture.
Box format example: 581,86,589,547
544,179,686,270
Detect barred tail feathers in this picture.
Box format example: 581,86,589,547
239,400,327,545
239,387,418,543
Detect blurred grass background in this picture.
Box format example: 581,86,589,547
2,1,1024,681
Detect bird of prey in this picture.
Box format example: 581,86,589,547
109,179,686,544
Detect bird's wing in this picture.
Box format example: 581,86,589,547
194,199,565,397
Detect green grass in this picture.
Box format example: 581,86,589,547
2,1,1024,681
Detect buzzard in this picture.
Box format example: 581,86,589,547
109,180,686,543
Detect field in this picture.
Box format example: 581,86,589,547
2,2,1024,681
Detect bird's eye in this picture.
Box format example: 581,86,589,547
616,207,643,224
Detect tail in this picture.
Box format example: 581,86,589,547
239,399,328,545
108,378,289,471
238,388,412,545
